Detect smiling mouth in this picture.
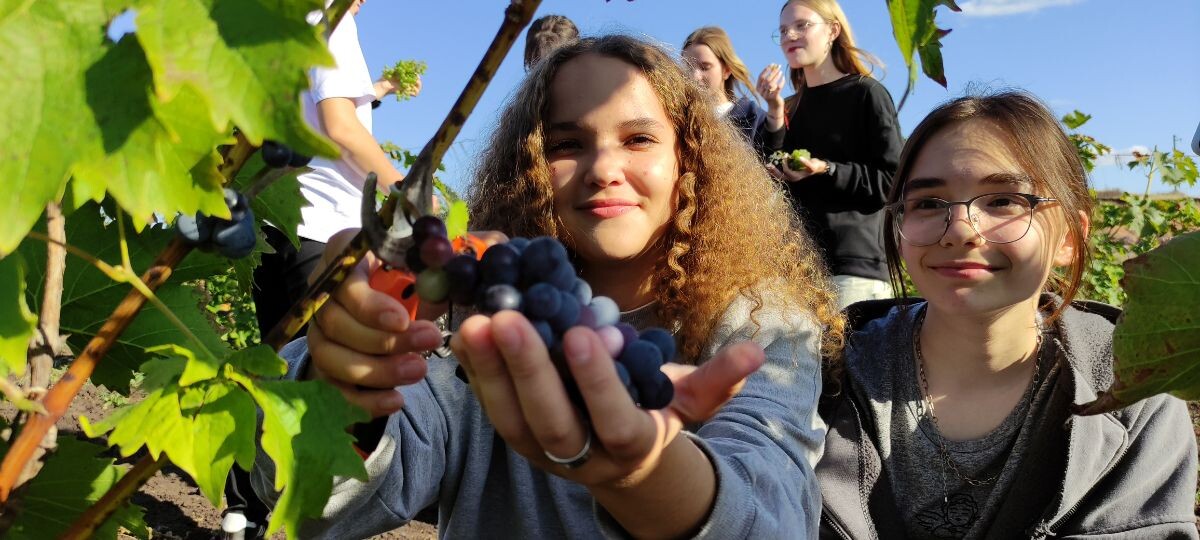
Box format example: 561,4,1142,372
579,200,637,219
928,263,1000,279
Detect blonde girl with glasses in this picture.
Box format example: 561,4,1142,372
757,0,903,309
815,91,1198,538
682,27,767,149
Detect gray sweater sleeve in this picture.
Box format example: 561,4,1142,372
595,294,826,538
250,338,459,539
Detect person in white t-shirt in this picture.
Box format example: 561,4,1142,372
253,0,419,338
235,3,419,535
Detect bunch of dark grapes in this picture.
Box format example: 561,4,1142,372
404,216,676,409
175,188,257,259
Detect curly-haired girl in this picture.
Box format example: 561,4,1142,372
253,34,844,539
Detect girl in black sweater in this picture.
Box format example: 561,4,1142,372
757,0,903,308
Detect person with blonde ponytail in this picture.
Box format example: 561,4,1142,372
757,0,903,308
682,27,766,149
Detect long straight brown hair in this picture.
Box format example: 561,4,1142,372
882,90,1094,321
682,26,759,102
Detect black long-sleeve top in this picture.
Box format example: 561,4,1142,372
764,74,902,282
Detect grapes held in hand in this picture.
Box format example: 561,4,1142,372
397,217,678,411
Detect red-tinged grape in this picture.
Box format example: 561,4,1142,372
411,215,448,243
614,323,639,351
420,235,454,269
596,326,624,358
416,268,449,303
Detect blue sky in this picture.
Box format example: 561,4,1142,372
355,0,1199,196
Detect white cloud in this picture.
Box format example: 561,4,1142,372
959,0,1083,17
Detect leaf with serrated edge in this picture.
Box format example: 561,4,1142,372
230,373,367,538
148,343,221,387
233,153,311,251
0,0,112,255
134,0,337,158
0,253,37,377
6,437,148,539
185,382,258,504
1109,232,1200,404
67,38,228,229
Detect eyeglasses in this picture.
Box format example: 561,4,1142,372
889,192,1058,247
772,21,831,45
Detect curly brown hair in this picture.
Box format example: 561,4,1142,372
468,35,844,365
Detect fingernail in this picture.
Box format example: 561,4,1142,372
564,332,591,365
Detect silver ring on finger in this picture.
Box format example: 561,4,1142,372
543,430,592,469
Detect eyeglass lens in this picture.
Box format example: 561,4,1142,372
897,194,1036,246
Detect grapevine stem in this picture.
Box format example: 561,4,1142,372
59,454,167,539
116,208,133,273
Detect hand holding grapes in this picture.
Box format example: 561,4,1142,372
305,230,446,418
450,310,765,491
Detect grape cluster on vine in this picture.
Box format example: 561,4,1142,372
404,216,676,409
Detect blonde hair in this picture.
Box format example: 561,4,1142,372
780,0,882,90
468,35,845,364
682,26,759,102
883,90,1093,322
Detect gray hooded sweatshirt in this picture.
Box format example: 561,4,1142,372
251,295,828,539
816,299,1198,539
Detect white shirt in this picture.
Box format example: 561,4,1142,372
297,14,377,243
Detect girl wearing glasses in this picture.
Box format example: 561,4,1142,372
816,91,1197,538
682,27,767,150
252,35,845,538
757,0,903,309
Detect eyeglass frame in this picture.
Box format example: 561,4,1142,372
887,192,1059,247
771,20,834,45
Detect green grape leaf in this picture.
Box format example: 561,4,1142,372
0,253,37,377
18,203,229,393
230,373,368,538
1076,231,1200,415
132,0,337,158
886,0,960,109
81,385,194,463
137,356,187,392
446,201,470,241
5,437,148,539
1062,110,1092,130
228,344,289,378
182,381,258,505
150,343,220,387
66,38,229,230
0,0,111,256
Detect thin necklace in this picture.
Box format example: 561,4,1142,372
913,310,1042,489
